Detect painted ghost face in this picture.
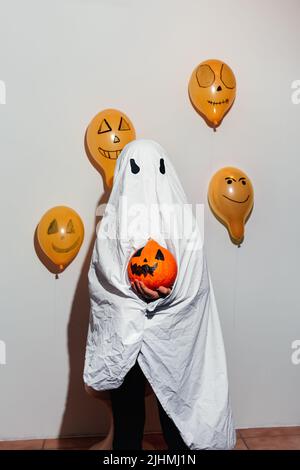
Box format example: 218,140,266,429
86,108,136,188
208,167,254,244
189,59,236,128
37,206,84,268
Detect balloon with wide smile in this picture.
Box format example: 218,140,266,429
37,206,84,271
86,108,136,188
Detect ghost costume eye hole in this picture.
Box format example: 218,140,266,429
196,64,215,88
159,158,165,174
155,249,165,261
130,158,140,174
47,219,58,235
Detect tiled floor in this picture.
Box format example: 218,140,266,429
1,428,300,450
238,427,300,450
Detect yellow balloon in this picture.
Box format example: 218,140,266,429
86,108,136,188
37,206,84,270
208,167,254,244
189,59,236,129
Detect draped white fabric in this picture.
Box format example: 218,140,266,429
83,139,236,449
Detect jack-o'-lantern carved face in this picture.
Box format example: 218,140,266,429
188,59,236,128
127,239,177,291
86,108,136,188
37,206,84,269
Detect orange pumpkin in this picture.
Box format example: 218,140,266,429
127,239,177,290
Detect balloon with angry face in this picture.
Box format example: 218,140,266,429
208,167,254,245
86,108,136,188
189,59,236,129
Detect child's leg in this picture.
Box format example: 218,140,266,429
156,397,190,450
110,359,146,450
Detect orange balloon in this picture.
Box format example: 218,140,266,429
37,206,84,270
86,108,136,188
189,59,236,128
208,167,254,244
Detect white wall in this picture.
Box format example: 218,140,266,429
0,0,300,440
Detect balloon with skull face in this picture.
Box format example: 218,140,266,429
208,167,254,245
189,59,236,129
86,108,136,188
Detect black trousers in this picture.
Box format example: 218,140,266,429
110,359,189,450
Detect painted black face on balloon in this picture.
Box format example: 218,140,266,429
47,218,80,253
129,158,166,175
130,246,165,277
97,116,132,159
196,63,236,106
222,176,250,203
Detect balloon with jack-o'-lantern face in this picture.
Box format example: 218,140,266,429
37,206,84,270
86,108,136,188
208,167,254,245
189,59,236,129
127,239,177,291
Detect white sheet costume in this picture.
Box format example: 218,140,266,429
84,139,236,449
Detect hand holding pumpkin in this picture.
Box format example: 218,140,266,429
131,279,172,302
127,239,177,302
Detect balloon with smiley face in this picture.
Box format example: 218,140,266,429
86,109,136,188
37,206,84,271
189,59,236,129
208,167,254,245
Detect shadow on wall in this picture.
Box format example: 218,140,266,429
56,162,162,443
34,228,63,276
58,188,111,441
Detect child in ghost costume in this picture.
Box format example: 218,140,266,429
84,139,236,450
